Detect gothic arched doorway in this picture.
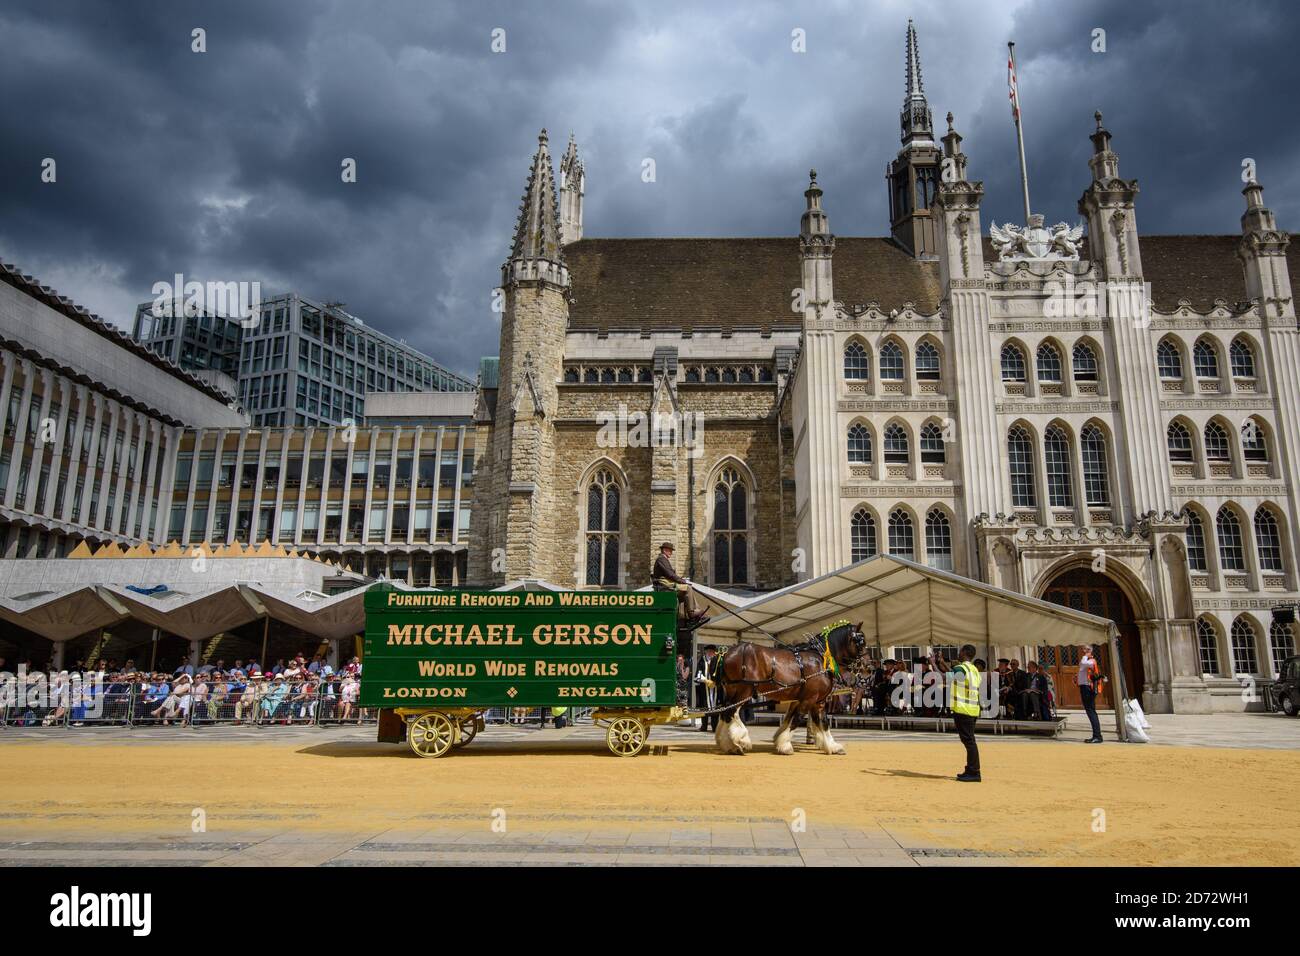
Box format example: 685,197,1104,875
1041,567,1142,709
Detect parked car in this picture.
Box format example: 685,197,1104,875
1271,655,1300,716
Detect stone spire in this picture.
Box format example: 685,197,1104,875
559,133,585,245
900,19,933,145
504,129,568,288
1238,179,1291,303
799,169,834,314
888,20,941,256
1078,111,1140,278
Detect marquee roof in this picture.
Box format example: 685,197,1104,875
693,554,1115,650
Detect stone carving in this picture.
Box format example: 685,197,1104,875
989,215,1084,261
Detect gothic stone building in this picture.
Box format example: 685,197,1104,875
469,27,1299,714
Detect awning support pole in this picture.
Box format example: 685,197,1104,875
259,616,270,670
1108,624,1129,742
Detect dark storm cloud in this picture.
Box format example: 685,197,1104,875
0,0,1295,377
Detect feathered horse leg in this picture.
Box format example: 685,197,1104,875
773,705,797,755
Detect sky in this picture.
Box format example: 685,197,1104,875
0,0,1295,378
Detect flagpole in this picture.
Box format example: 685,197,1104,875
1009,41,1032,224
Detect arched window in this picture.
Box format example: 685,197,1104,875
1036,343,1062,383
888,508,914,558
925,509,952,570
1080,425,1109,506
1157,339,1183,379
712,467,749,586
879,341,904,380
919,422,945,464
1167,421,1193,462
850,509,877,562
1217,507,1245,572
1072,343,1099,382
584,469,621,586
1001,343,1027,382
883,423,909,464
1241,419,1268,462
1230,618,1259,675
1008,426,1036,507
843,342,870,381
915,341,941,380
1254,508,1283,572
1204,421,1230,462
1044,426,1073,507
1229,338,1256,378
1193,339,1219,378
1269,621,1295,678
1186,510,1207,572
847,424,872,463
1196,618,1220,675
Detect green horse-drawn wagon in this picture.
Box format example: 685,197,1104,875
361,587,681,757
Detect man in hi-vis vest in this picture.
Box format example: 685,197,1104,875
934,644,982,783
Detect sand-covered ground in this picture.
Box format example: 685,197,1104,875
2,728,1296,866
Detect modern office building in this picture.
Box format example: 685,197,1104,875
164,390,476,585
1,261,480,668
132,292,474,428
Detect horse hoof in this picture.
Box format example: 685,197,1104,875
775,742,793,755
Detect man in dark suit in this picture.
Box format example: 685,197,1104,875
1023,661,1052,720
652,542,709,627
1007,660,1030,719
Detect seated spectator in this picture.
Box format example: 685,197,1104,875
234,672,262,723
339,674,359,722
151,674,192,725
260,675,289,723
190,675,209,723
207,672,228,722
141,674,170,717
1024,661,1052,721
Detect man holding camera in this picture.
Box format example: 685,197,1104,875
933,644,982,783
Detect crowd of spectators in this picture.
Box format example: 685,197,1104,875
684,651,1058,722
0,652,372,727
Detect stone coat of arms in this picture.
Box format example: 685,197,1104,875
989,214,1083,261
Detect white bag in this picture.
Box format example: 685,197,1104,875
1122,699,1150,743
1128,696,1151,729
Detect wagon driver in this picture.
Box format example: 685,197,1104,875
652,542,710,628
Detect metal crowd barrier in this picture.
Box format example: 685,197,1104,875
0,679,378,729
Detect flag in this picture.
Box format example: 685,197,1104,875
1008,44,1020,121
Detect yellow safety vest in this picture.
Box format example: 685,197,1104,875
951,661,981,717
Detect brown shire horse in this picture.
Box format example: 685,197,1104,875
710,621,867,755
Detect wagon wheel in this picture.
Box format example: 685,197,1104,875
606,716,648,757
453,716,479,748
408,712,455,758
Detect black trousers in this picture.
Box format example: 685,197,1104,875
954,713,980,773
1080,684,1103,738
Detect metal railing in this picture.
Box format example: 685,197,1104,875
0,680,377,728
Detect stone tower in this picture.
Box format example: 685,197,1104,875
887,21,942,257
791,169,843,577
468,130,570,587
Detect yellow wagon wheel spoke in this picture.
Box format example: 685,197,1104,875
606,716,647,757
408,712,455,758
453,717,478,748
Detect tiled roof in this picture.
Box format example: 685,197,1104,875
565,234,1294,328
1140,235,1250,311
564,236,941,332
